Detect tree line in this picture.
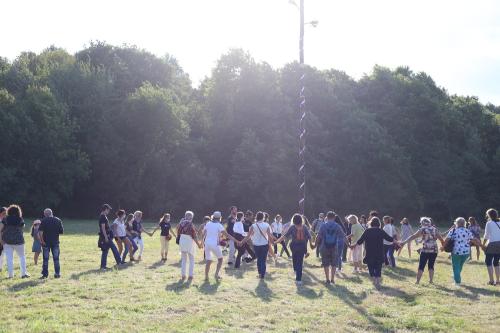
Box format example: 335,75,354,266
0,43,499,221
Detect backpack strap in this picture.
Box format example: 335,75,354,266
255,223,268,240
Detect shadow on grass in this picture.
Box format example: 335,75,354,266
296,284,324,299
148,260,165,270
383,266,415,278
378,285,416,304
303,268,396,332
224,267,245,279
165,279,192,293
197,280,220,295
433,283,500,300
168,260,182,268
8,279,45,291
250,278,275,302
70,268,104,280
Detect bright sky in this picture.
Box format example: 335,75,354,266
2,0,500,104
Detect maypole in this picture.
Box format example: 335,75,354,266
298,0,306,215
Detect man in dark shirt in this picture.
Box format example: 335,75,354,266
226,206,237,265
39,208,64,278
99,204,122,269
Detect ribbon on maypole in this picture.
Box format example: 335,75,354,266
298,74,306,215
298,0,306,215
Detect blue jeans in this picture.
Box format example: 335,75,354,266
254,245,269,278
336,239,344,270
291,243,307,281
42,244,60,277
384,244,396,267
121,236,138,262
100,240,121,268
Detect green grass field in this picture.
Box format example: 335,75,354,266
1,219,499,333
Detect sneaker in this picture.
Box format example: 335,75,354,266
54,274,61,279
40,275,48,280
21,274,30,279
325,280,331,285
227,262,233,265
296,280,303,286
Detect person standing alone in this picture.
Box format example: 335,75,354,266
38,208,64,279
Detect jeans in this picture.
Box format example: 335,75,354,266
291,243,307,281
451,254,468,284
100,240,121,268
4,244,27,277
254,245,269,278
384,244,396,267
367,262,382,277
121,236,138,262
42,244,60,276
273,233,291,257
336,239,344,270
342,242,348,262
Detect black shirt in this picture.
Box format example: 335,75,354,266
39,217,64,246
226,215,236,236
243,218,252,233
2,216,24,227
159,221,171,236
99,214,111,236
356,228,393,265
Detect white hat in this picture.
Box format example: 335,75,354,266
213,211,222,219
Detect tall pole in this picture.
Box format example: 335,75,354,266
298,0,306,215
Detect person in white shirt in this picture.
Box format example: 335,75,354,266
271,215,290,258
382,216,397,267
233,212,255,268
482,208,500,285
203,211,238,280
241,211,275,279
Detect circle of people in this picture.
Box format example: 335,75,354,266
1,204,499,288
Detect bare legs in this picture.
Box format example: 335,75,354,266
323,266,336,284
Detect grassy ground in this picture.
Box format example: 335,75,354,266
1,219,499,333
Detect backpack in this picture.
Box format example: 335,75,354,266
324,225,337,249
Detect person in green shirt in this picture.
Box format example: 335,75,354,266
347,215,365,273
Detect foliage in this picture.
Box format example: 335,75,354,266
0,45,499,219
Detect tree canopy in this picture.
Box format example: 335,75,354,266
0,44,498,221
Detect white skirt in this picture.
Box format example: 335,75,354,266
179,234,196,256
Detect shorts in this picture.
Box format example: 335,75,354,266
321,247,337,267
204,243,223,261
32,239,42,253
351,244,363,262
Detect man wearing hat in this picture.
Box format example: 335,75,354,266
202,211,239,280
98,204,121,269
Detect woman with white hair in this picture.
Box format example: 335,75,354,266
444,217,481,285
131,211,152,261
400,217,444,284
177,211,202,280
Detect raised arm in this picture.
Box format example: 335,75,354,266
401,230,422,245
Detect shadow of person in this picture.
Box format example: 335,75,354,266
70,268,105,280
148,260,165,269
8,279,45,292
296,284,324,299
197,279,220,295
250,278,275,302
462,284,500,297
168,260,182,268
224,267,244,279
165,279,190,293
377,285,416,304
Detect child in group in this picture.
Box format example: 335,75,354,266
271,215,291,258
31,219,42,265
264,212,278,263
152,213,177,261
398,218,414,257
